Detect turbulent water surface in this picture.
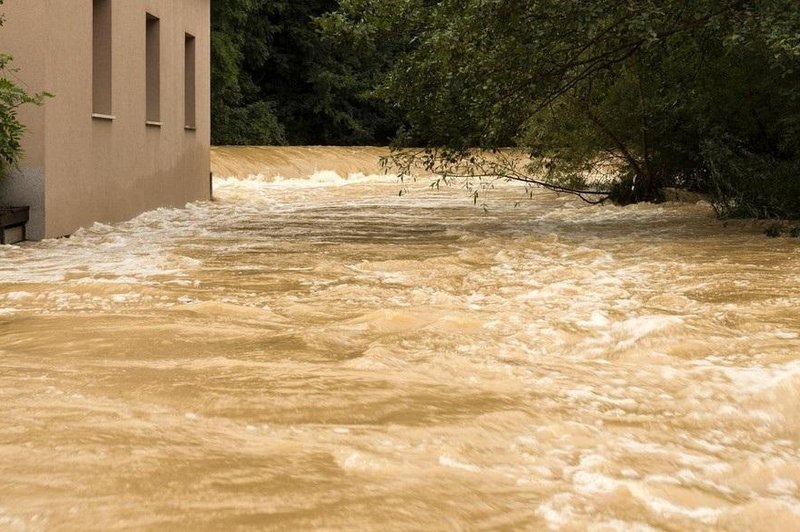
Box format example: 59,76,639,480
1,147,800,530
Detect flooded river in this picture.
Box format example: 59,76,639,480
1,147,800,530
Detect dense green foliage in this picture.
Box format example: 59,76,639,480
324,0,800,218
211,0,285,145
211,0,402,146
0,2,48,183
211,0,799,218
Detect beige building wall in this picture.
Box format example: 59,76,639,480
0,0,211,240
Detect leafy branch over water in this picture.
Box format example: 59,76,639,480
210,0,800,220
327,0,800,219
383,149,611,205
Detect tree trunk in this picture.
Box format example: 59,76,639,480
574,98,663,204
632,170,662,203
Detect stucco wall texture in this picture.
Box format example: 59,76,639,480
0,0,211,240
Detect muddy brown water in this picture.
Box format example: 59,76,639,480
1,147,799,530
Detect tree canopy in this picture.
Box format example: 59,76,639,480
324,0,800,217
211,0,800,219
211,0,402,146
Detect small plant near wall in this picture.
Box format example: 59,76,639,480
0,0,51,243
0,0,50,198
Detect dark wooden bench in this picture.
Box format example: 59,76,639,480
0,206,29,244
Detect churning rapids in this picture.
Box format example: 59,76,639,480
1,147,800,531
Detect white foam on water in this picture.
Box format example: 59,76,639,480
536,493,577,530
612,315,684,350
716,360,800,396
571,471,619,495
588,520,657,532
4,291,33,301
439,455,481,473
213,171,396,193
0,514,26,532
1,161,799,529
768,478,798,496
635,492,723,524
337,450,387,472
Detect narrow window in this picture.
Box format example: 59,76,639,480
184,33,196,129
92,0,112,116
145,13,161,124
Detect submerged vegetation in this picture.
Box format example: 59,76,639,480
215,0,800,220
